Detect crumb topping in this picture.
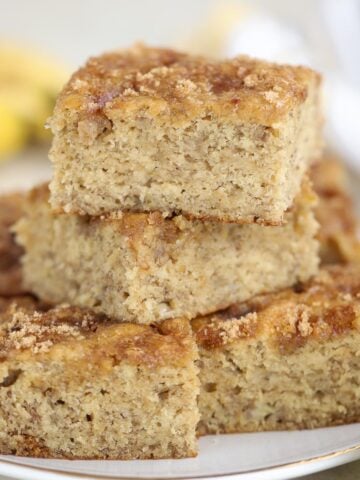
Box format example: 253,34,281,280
193,264,360,352
53,44,320,127
0,303,105,358
0,299,194,367
194,312,259,349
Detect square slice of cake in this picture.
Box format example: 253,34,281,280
15,183,319,324
49,44,322,224
194,264,360,435
0,298,199,459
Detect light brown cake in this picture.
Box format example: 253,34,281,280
49,44,322,225
194,264,360,435
310,154,360,264
0,193,26,297
1,265,360,460
15,183,319,324
0,298,199,459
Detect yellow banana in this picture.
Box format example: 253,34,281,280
0,43,68,96
0,42,69,159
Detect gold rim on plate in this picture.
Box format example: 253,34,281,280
0,442,360,480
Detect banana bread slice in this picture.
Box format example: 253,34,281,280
0,193,26,296
15,183,319,324
49,44,322,225
0,298,199,459
195,264,360,435
1,265,359,458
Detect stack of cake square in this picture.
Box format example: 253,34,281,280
17,45,322,323
7,45,360,461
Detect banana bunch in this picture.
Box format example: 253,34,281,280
0,42,69,160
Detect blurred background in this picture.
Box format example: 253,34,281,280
0,0,360,192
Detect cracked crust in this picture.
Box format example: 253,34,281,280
52,43,321,128
193,264,360,353
0,299,194,367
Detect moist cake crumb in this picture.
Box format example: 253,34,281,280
195,264,360,434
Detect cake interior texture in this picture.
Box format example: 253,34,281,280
195,264,360,434
15,183,319,324
49,45,322,224
1,264,360,459
0,300,199,459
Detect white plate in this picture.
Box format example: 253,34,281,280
1,153,360,480
0,425,360,480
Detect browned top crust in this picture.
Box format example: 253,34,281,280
193,264,360,353
52,44,321,128
0,193,27,296
0,298,194,367
311,154,360,264
24,184,183,244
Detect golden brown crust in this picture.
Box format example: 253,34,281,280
0,299,193,368
2,435,197,460
0,193,27,296
1,435,53,458
101,208,285,227
102,211,181,244
193,264,360,353
310,154,360,264
53,43,321,127
171,211,283,226
27,185,183,244
198,414,360,436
